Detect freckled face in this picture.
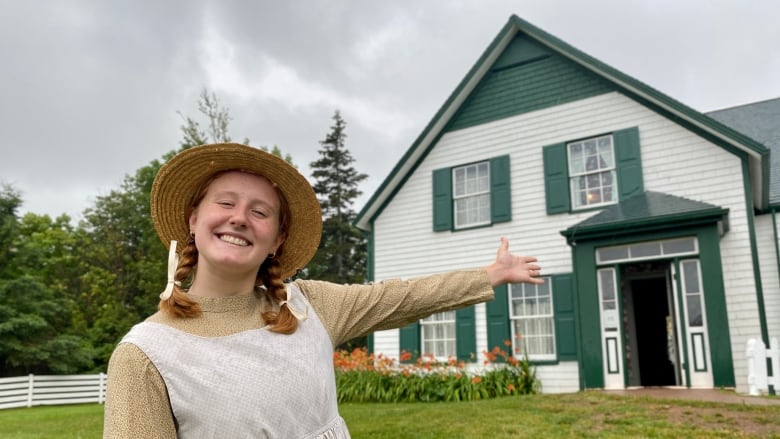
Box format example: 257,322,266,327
188,171,285,279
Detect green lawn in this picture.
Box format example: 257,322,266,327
1,392,778,438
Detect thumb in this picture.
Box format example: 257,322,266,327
498,237,509,255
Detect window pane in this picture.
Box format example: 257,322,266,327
598,246,629,262
599,271,615,300
420,312,456,359
682,261,700,293
686,295,703,327
631,242,661,258
663,238,696,254
568,135,616,208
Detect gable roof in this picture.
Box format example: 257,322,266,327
707,97,780,206
560,191,729,243
355,15,770,231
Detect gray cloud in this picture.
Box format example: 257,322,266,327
1,0,778,221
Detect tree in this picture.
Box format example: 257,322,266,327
306,110,368,285
0,184,21,276
0,188,93,375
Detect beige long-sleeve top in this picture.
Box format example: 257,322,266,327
103,270,493,438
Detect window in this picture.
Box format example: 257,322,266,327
568,135,616,209
432,155,511,232
453,162,490,228
420,311,456,360
509,280,555,360
543,127,642,215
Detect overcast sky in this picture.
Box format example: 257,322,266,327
1,0,779,222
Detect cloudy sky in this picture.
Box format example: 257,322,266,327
1,0,779,221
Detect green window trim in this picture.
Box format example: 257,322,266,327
432,155,512,231
486,275,578,362
486,284,511,362
399,307,477,363
543,127,643,214
399,321,420,363
553,274,578,361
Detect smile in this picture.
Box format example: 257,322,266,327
218,234,250,247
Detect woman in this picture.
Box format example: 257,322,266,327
104,143,543,438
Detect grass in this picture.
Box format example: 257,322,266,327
1,392,779,438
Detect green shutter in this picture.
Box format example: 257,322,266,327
614,127,643,200
543,143,570,214
553,274,578,361
456,306,477,361
366,333,374,354
399,322,419,363
432,167,453,231
490,155,512,223
486,284,511,357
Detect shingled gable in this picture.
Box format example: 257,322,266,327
354,14,770,231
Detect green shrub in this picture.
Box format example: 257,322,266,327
334,344,539,403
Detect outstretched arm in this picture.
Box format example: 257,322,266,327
484,237,544,288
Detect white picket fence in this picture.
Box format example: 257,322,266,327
0,373,106,410
746,338,779,396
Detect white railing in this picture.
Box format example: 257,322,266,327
0,373,106,410
746,338,779,396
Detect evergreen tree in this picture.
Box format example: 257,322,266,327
306,111,368,285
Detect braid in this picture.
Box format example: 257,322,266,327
260,255,298,334
159,236,201,318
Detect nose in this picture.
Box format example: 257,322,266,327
229,209,248,228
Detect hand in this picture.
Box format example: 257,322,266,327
484,237,544,287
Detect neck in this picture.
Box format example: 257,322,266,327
188,270,258,298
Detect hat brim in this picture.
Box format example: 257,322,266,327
151,143,322,280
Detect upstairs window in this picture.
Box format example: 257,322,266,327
433,155,511,232
543,127,642,215
568,135,616,209
453,162,490,228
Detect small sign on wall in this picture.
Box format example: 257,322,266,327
603,309,619,330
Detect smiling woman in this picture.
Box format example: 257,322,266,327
103,142,543,439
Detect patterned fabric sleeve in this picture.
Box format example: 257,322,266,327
104,343,176,439
295,269,493,347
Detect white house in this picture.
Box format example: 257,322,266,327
355,15,780,394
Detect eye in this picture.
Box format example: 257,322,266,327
217,201,234,208
251,209,268,218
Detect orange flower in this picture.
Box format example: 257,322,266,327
399,350,412,362
504,339,512,347
471,376,482,384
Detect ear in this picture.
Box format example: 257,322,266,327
188,208,198,232
273,233,286,255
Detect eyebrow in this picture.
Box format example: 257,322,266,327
211,190,279,210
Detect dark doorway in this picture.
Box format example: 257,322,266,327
630,277,676,386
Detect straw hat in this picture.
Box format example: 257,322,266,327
150,143,322,280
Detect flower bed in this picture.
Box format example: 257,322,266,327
334,343,539,403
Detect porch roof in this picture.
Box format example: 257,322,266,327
561,191,729,243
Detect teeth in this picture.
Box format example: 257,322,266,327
219,235,249,246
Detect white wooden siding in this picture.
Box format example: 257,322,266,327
536,361,580,394
372,91,760,393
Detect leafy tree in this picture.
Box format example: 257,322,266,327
0,184,21,276
306,110,368,285
0,188,93,375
